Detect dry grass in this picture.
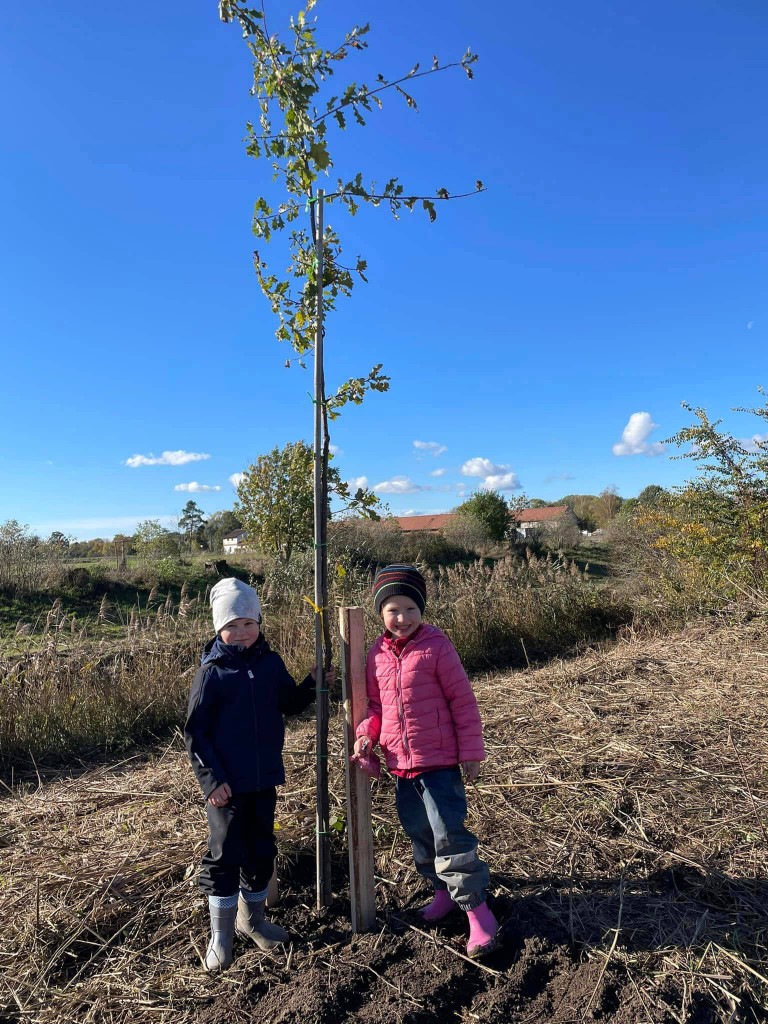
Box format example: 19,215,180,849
1,613,767,1022
1,555,626,766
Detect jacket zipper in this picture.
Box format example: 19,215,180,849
393,634,421,761
248,668,261,788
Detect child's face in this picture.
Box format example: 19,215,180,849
219,617,260,648
381,596,422,639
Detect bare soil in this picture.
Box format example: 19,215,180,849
2,614,767,1023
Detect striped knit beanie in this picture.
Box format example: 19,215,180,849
372,564,427,615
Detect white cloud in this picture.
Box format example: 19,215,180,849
174,482,222,493
483,472,521,491
329,444,343,456
413,440,448,457
460,456,520,492
125,450,211,468
229,472,246,489
461,457,507,478
429,467,447,477
742,433,768,453
545,471,576,483
373,476,427,495
747,321,754,330
612,412,665,456
347,475,369,491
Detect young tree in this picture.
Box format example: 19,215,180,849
219,0,482,906
454,490,510,543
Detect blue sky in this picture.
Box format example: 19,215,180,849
1,0,766,539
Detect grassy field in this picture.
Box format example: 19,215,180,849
2,612,766,1024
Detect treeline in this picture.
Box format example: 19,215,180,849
532,484,667,532
2,507,243,562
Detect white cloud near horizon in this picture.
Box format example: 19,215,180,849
229,473,246,489
742,432,768,453
484,472,521,491
413,440,448,457
545,471,576,483
347,475,369,491
461,457,521,492
125,450,211,468
612,412,665,456
174,482,222,493
462,457,504,478
374,475,428,495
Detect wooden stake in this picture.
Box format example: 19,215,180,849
340,606,376,932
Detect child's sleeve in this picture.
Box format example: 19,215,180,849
436,639,486,763
184,668,230,798
276,656,316,715
355,649,383,745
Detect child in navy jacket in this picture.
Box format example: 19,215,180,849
185,577,321,971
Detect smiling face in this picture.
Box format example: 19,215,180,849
219,616,261,648
380,595,422,640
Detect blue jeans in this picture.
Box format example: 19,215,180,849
395,767,489,911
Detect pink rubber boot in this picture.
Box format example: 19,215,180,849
466,902,499,958
419,889,455,923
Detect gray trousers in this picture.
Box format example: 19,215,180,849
395,767,489,910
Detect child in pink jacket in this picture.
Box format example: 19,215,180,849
353,564,498,958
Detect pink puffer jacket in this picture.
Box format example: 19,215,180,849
357,624,485,772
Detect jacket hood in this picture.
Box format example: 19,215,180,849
201,633,271,667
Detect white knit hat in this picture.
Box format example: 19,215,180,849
210,578,262,634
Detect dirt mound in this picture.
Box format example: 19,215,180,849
1,615,767,1022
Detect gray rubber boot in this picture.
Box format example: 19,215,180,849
236,895,289,951
204,898,238,971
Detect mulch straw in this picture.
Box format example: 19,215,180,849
1,615,768,1022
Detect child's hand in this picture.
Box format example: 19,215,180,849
354,736,371,757
461,761,482,783
208,783,232,808
310,665,337,685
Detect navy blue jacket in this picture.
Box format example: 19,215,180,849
184,634,315,798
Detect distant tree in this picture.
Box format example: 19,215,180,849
650,392,768,588
203,510,242,554
178,497,207,552
236,440,380,564
618,497,639,518
134,520,176,562
113,533,136,555
527,498,548,508
47,531,70,551
178,500,206,552
454,490,510,543
559,494,599,533
594,487,623,528
637,484,667,506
